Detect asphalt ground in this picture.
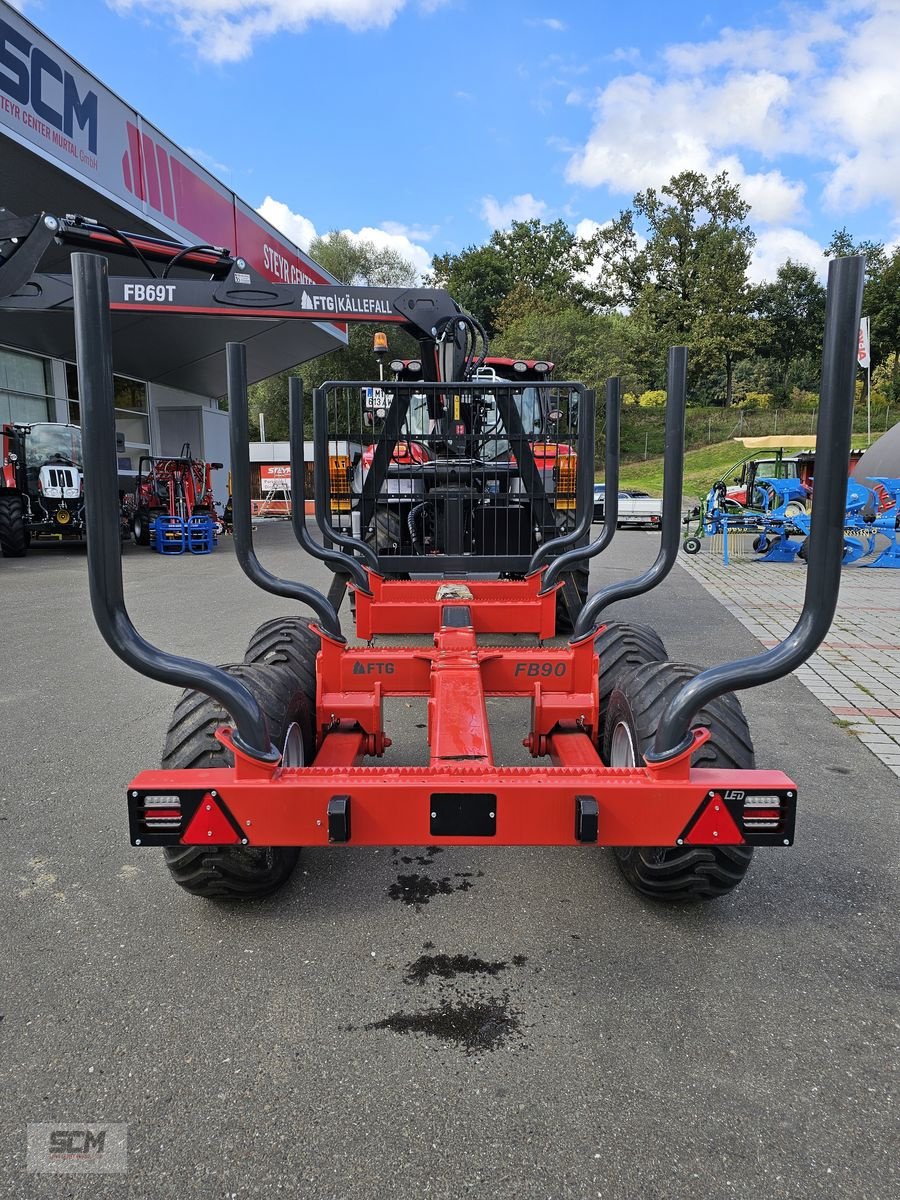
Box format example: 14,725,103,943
0,524,897,1200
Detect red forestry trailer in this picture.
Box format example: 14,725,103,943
0,211,865,903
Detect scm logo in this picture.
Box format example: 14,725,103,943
49,1129,106,1156
0,19,99,153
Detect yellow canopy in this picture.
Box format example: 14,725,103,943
733,436,816,450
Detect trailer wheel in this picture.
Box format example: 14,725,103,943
132,509,151,546
594,621,668,735
244,616,319,709
603,661,755,902
554,564,589,633
0,494,28,557
366,505,406,555
365,506,411,578
161,662,313,899
752,535,770,553
682,536,701,555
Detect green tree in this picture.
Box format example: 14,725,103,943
492,287,643,393
862,245,900,379
586,171,757,404
490,218,592,301
247,233,420,437
310,230,417,288
826,230,900,406
426,218,598,336
426,244,513,336
826,227,886,282
753,261,827,401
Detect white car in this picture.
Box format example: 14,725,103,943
593,484,662,529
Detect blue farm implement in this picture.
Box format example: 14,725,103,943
687,476,900,568
682,475,809,556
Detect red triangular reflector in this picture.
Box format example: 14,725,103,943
684,796,744,845
182,794,240,845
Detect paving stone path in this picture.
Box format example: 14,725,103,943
679,547,900,779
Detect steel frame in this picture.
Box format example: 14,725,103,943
0,238,863,860
127,607,798,851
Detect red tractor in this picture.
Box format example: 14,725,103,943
1,421,85,554
336,354,586,627
128,444,221,546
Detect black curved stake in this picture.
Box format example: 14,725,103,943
529,387,595,571
288,377,372,594
572,350,687,641
652,255,866,760
73,253,276,762
226,343,343,638
543,376,621,591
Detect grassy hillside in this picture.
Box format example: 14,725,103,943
611,435,873,499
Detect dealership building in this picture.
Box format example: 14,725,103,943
0,0,345,504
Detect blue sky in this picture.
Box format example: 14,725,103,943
10,0,900,282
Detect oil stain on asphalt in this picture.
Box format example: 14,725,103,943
404,951,527,985
365,993,519,1055
359,948,530,1054
387,846,484,910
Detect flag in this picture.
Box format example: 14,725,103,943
858,316,870,368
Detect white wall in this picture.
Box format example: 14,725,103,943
148,382,231,507
201,408,231,507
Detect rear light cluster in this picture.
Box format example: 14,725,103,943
741,793,784,832
554,455,578,511
138,794,183,834
511,360,550,374
328,455,352,512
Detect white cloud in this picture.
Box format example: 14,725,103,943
573,218,606,241
256,197,433,278
747,228,827,284
338,225,432,277
480,193,548,229
565,3,900,225
527,17,567,32
565,70,804,223
257,196,317,252
380,220,437,242
108,0,409,62
184,146,232,176
608,47,640,65
817,4,900,211
716,158,806,226
664,12,844,76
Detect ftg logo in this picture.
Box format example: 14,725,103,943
27,1123,128,1174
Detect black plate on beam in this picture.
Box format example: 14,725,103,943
430,794,496,837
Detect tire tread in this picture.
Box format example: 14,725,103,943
161,660,315,899
0,494,28,557
605,660,755,901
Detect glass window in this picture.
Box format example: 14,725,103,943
22,423,83,469
114,411,150,447
0,346,52,424
114,377,148,412
65,362,150,474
